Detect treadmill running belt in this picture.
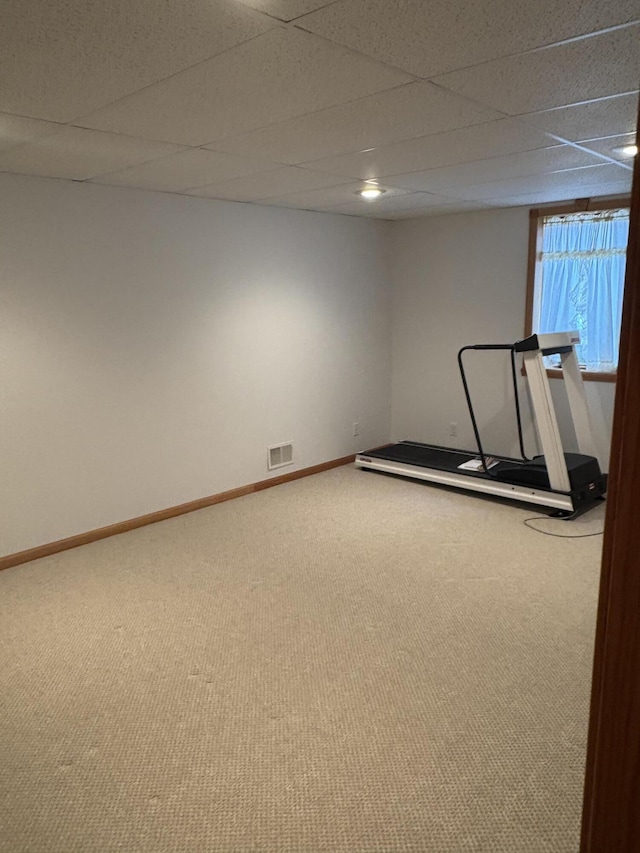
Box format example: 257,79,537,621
362,443,492,475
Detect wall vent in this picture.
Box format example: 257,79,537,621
268,441,294,471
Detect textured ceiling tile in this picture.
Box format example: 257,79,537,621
91,148,280,192
0,126,183,181
387,145,606,192
483,183,634,207
521,93,640,141
0,0,277,123
301,119,556,181
437,164,632,202
297,0,640,78
577,133,637,163
325,191,461,215
207,82,502,165
234,1,337,21
433,25,640,116
0,113,60,153
185,166,352,201
256,181,413,209
384,202,491,219
77,28,411,146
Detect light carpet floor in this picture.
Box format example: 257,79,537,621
0,465,605,852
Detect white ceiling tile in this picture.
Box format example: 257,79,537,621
387,145,607,192
91,148,280,192
0,113,61,153
301,119,557,181
384,202,491,220
256,182,413,209
186,167,352,201
520,93,639,142
3,1,636,216
77,28,412,146
328,209,397,220
436,164,632,202
207,82,502,165
0,0,277,123
483,184,633,208
577,133,638,163
297,0,640,78
433,25,640,116
235,1,337,21
325,191,462,215
0,126,183,181
328,207,411,220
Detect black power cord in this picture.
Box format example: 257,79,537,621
523,512,604,538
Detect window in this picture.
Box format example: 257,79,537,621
525,199,631,382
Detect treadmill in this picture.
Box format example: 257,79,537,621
355,331,607,516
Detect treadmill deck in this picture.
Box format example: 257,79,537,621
360,442,501,478
355,441,574,512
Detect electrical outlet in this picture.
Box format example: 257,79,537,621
450,422,457,437
353,422,360,437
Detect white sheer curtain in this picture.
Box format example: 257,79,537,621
536,209,629,372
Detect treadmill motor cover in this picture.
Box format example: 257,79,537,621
492,453,603,493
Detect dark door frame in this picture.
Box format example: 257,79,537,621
580,104,640,851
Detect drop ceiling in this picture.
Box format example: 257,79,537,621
0,0,637,219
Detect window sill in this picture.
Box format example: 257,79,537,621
520,366,617,382
545,368,616,383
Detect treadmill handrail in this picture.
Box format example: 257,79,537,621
457,344,530,471
457,345,494,472
463,344,514,351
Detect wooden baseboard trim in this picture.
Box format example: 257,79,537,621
0,454,356,573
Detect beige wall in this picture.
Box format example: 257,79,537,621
0,174,392,556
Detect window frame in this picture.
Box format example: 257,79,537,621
524,196,631,383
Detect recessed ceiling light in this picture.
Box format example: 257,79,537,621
612,143,638,157
357,187,386,200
